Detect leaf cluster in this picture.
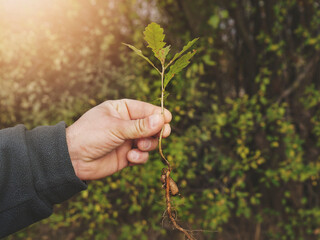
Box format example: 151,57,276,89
123,22,198,90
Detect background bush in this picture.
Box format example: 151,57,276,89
1,0,320,239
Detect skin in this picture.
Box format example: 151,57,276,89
66,99,172,180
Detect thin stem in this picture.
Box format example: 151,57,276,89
159,65,170,168
161,67,164,113
151,63,162,75
159,58,195,240
159,127,170,168
164,59,174,70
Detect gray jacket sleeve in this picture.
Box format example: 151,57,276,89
0,122,87,238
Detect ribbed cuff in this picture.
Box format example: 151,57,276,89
25,122,87,204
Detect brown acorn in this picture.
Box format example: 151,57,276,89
168,176,179,196
161,172,180,196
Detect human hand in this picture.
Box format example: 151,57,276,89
66,99,172,180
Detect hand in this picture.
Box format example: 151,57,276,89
66,99,172,180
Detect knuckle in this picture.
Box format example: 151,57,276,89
135,119,147,134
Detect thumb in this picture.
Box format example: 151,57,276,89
116,114,164,140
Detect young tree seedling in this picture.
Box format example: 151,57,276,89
124,22,198,240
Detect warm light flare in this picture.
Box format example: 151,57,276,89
1,0,51,17
2,0,47,9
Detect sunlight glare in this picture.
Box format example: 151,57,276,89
2,0,50,15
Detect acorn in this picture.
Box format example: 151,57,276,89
161,171,180,196
168,176,179,196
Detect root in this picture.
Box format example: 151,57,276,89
159,125,196,239
164,169,196,240
161,214,168,228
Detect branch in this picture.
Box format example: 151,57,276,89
276,54,320,104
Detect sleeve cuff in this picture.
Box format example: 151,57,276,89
25,121,87,205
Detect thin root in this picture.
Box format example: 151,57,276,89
161,215,168,228
165,169,196,240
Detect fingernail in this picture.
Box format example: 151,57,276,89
130,151,139,161
148,114,161,129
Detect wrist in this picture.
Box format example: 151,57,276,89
66,126,81,179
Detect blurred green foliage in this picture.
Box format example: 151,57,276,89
1,0,320,239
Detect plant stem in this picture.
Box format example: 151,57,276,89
161,67,164,114
159,64,194,240
159,65,170,169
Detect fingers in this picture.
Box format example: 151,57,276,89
133,123,171,151
117,99,172,123
136,138,158,151
127,129,170,164
114,113,165,140
158,124,171,138
127,149,149,164
126,124,171,165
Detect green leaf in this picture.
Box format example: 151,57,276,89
122,43,160,74
208,15,220,29
203,54,216,66
220,10,229,19
143,22,166,60
164,50,196,88
166,38,199,68
158,45,170,64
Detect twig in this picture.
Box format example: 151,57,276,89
276,54,319,104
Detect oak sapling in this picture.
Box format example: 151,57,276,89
123,22,198,240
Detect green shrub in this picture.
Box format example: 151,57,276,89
2,0,320,239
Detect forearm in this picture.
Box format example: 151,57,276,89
0,122,87,238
